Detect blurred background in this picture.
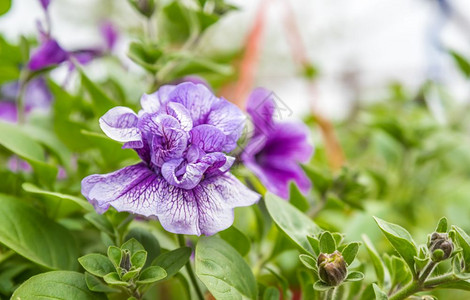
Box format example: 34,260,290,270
3,0,470,120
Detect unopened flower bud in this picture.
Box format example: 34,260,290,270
428,232,453,262
317,250,347,286
120,250,131,271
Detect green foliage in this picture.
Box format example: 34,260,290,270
195,236,258,300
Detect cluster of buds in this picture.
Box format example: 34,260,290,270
317,250,347,286
428,232,454,262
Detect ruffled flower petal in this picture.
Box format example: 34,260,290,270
151,128,188,166
99,106,142,144
140,85,176,113
82,163,260,235
246,87,276,134
166,102,193,131
190,124,226,152
207,98,246,152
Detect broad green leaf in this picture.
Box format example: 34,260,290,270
388,255,412,289
131,250,147,269
23,183,93,211
265,192,320,254
122,269,140,281
108,246,122,268
137,266,167,284
78,254,115,277
436,280,470,291
362,235,387,287
342,242,360,265
196,236,257,300
84,272,120,293
374,217,417,273
85,212,115,236
0,195,78,270
302,165,331,195
436,217,448,233
219,226,251,256
103,272,128,286
307,235,320,256
289,182,309,212
319,232,336,254
125,227,160,266
263,287,280,300
372,283,388,300
299,254,317,271
80,70,116,116
152,247,191,278
452,226,470,270
346,271,364,282
122,238,145,255
11,271,106,300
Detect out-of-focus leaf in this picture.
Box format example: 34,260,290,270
23,183,93,211
289,182,309,212
0,1,12,17
362,235,387,287
449,50,470,78
125,228,160,266
79,70,117,116
152,247,191,279
372,283,388,300
265,192,320,254
0,194,78,270
219,226,251,256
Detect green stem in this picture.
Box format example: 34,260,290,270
424,273,456,288
325,287,336,300
389,272,457,300
16,74,28,125
418,261,436,283
178,235,204,300
388,281,419,300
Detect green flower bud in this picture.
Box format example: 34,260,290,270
317,250,347,286
120,250,132,271
128,0,156,18
428,232,453,262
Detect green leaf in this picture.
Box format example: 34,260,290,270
307,235,320,256
374,217,417,273
0,0,11,16
152,247,191,279
436,280,470,291
436,217,448,233
289,182,310,212
11,271,106,300
125,227,160,266
362,235,387,287
0,195,78,270
449,50,470,78
122,269,141,281
265,192,320,254
312,281,331,291
121,238,145,255
78,254,115,277
319,232,336,254
452,226,470,270
23,183,93,211
137,266,167,284
219,226,251,256
388,255,412,288
346,271,364,282
372,283,388,300
127,42,163,72
103,272,129,286
302,165,331,195
85,212,115,236
108,246,122,268
79,70,116,116
342,242,360,265
195,236,258,300
84,272,120,293
263,286,281,300
299,254,317,271
131,250,147,269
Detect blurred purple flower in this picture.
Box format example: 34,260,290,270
39,0,51,10
81,82,259,236
28,39,69,71
0,77,52,123
242,88,313,199
100,21,118,52
8,156,33,173
171,76,211,89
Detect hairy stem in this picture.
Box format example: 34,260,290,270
178,235,204,300
389,272,457,300
418,261,436,283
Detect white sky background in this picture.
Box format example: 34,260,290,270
1,0,470,120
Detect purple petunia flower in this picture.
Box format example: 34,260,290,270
81,82,260,236
39,0,51,10
242,88,313,199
